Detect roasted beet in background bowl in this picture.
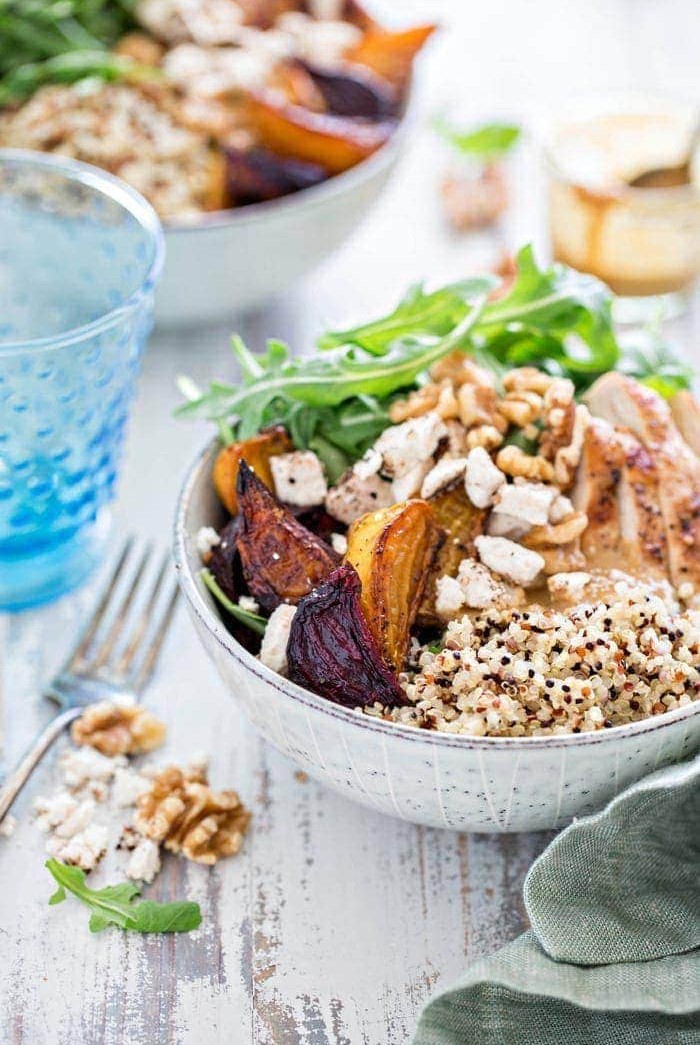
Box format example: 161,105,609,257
173,439,700,832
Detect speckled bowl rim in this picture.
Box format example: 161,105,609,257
0,149,164,355
173,435,700,751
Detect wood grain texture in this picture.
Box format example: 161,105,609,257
1,1,698,1041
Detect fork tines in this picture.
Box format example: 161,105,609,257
65,536,180,692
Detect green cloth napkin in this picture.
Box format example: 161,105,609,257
413,755,700,1045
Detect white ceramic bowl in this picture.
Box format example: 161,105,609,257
173,439,700,832
155,99,414,327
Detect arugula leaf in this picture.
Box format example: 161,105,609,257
175,290,488,429
45,859,201,934
435,117,521,162
176,245,692,474
317,278,496,353
474,246,620,386
200,569,268,635
617,324,693,398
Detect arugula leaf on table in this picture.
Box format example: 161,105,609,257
200,569,268,635
434,117,521,162
45,859,201,934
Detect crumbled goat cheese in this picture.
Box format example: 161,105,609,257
270,450,327,507
34,792,90,834
235,26,297,60
126,838,162,883
493,481,558,528
464,446,505,508
456,559,511,609
196,526,221,558
238,595,260,614
374,412,447,479
325,470,394,525
47,824,109,871
353,447,382,480
59,746,126,792
164,43,272,96
0,815,17,839
421,457,468,499
330,532,348,556
475,535,545,587
392,460,431,501
549,494,574,523
113,767,152,808
259,604,297,674
487,511,532,540
275,11,361,66
435,576,466,619
35,790,108,871
547,571,593,604
137,0,243,45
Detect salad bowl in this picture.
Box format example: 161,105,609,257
174,438,700,833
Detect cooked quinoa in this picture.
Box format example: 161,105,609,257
365,578,700,736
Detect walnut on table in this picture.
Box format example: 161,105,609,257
440,163,509,231
71,702,166,757
134,765,251,865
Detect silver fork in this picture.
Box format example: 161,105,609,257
0,537,180,825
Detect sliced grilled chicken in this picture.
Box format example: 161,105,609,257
585,373,700,589
572,418,669,579
616,431,669,579
572,418,627,569
670,390,700,457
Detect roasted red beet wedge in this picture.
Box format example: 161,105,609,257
237,460,339,612
287,563,407,709
208,517,243,604
225,146,327,205
299,61,398,121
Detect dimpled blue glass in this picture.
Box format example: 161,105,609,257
0,152,164,610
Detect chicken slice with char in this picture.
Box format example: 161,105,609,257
572,418,627,569
584,373,700,589
572,418,669,580
670,390,700,458
615,430,669,579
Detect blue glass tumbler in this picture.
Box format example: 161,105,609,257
0,151,164,610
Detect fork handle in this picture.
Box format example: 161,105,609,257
0,707,83,825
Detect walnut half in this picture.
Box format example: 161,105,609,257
71,702,166,757
134,766,251,865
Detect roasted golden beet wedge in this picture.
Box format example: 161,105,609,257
345,24,436,92
237,460,338,611
417,483,487,626
287,563,407,708
244,90,394,174
213,425,292,516
345,500,442,671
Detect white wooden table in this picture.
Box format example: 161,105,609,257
1,3,697,1041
